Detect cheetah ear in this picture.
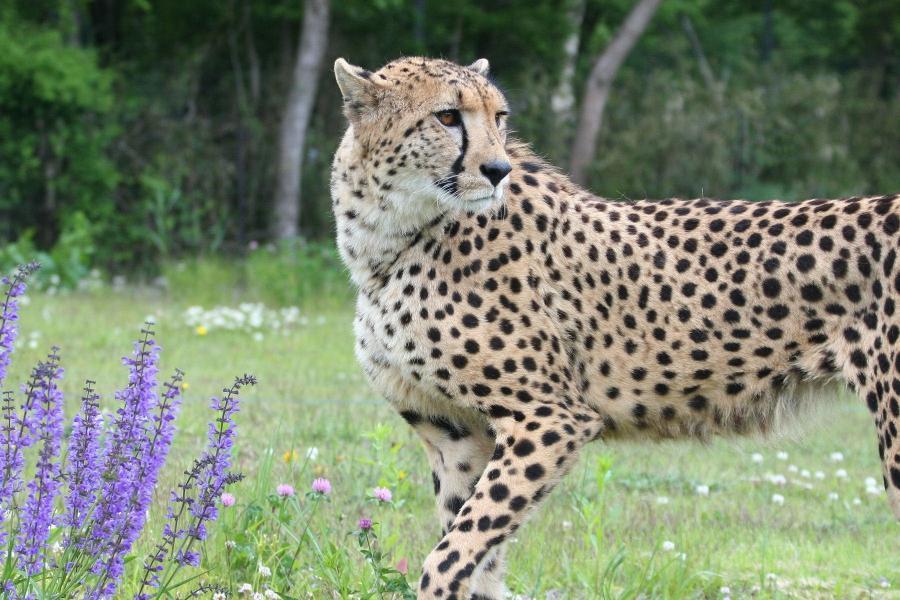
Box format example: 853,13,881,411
468,58,490,76
334,58,381,121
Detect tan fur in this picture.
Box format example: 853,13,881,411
331,57,900,600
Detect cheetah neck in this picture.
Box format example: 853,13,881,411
332,132,450,289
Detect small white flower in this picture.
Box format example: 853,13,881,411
853,497,862,505
225,540,237,549
767,473,787,486
879,577,891,588
835,469,848,479
867,486,882,496
213,593,227,600
238,583,253,594
50,541,63,555
661,540,675,551
776,451,789,460
656,496,669,505
264,591,280,599
306,447,319,460
258,563,272,578
830,451,844,462
788,464,798,473
253,332,264,342
771,493,785,505
719,586,731,595
828,492,839,501
765,573,778,582
814,471,825,480
865,476,878,487
561,520,572,530
27,339,38,349
801,469,811,478
695,484,709,496
253,593,264,600
751,452,764,464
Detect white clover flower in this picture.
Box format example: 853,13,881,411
751,453,764,464
828,492,839,501
238,583,253,594
765,573,778,582
767,474,787,486
719,586,731,597
879,577,890,588
213,593,227,600
788,464,798,473
225,540,237,549
656,496,669,505
561,520,572,530
865,476,878,487
264,591,280,599
835,469,848,479
253,332,265,342
695,484,710,496
661,540,675,551
866,486,882,496
771,494,785,505
258,563,272,578
830,451,844,462
253,593,264,600
853,497,862,505
306,447,319,460
776,451,789,460
814,471,825,480
801,469,811,478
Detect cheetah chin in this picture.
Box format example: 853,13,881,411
330,55,900,599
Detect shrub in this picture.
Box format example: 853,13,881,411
0,264,254,598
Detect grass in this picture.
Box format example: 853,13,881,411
7,283,900,599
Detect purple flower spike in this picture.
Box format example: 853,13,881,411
0,263,38,389
62,380,104,538
15,349,65,576
0,358,50,546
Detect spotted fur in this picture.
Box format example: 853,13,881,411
330,56,900,599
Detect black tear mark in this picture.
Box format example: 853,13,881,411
438,117,468,196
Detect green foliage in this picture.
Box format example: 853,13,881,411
1,0,898,274
0,18,116,248
162,241,354,309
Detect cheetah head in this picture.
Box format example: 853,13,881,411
334,57,512,217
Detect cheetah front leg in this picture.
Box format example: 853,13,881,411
417,406,597,600
404,410,509,599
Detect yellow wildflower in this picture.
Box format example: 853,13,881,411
282,449,300,464
195,325,208,336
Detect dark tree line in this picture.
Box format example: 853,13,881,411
0,0,897,272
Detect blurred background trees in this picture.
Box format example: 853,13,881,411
0,0,898,278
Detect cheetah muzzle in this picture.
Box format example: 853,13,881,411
330,56,900,600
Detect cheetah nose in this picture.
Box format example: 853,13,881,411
479,160,512,187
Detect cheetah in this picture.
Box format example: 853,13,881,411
330,56,900,599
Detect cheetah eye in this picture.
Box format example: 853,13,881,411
435,109,462,128
495,111,509,127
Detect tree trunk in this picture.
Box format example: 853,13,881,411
549,0,585,161
272,0,330,240
569,0,663,185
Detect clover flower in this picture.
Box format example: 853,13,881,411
373,487,392,502
221,493,236,507
276,484,295,497
312,478,332,495
358,518,373,531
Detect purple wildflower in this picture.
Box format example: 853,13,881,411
312,478,332,495
62,380,104,538
0,263,38,388
0,360,48,546
358,518,373,531
86,328,163,596
276,483,295,497
137,375,254,597
15,349,65,575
